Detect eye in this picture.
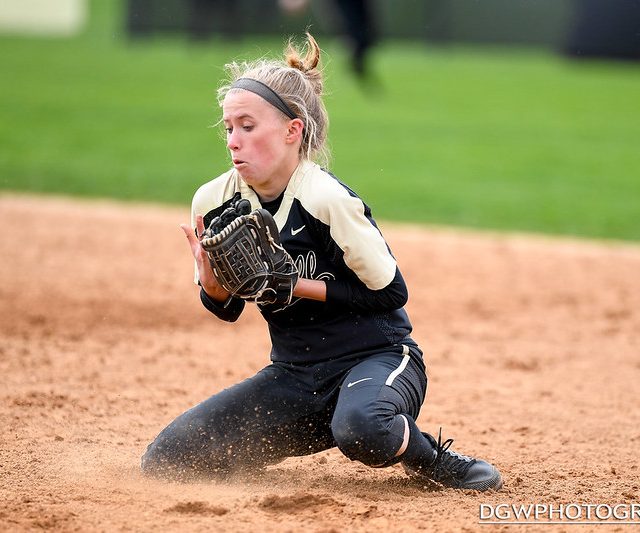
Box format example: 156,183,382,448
242,125,254,132
225,127,233,134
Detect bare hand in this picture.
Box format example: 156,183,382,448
180,215,230,302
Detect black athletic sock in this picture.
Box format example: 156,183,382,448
400,417,437,473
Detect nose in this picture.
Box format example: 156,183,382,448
227,129,239,151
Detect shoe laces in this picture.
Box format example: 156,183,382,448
430,428,476,482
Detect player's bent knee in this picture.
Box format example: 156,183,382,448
331,406,392,466
141,436,226,480
140,432,195,478
140,416,221,479
140,440,174,478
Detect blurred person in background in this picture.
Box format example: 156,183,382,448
280,0,378,79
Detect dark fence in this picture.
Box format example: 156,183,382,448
125,0,640,59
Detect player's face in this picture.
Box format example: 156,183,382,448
222,90,295,189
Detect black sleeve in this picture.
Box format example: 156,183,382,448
324,266,408,312
199,287,245,322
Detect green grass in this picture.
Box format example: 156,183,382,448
1,13,639,240
329,47,640,240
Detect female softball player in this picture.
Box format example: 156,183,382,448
141,34,502,491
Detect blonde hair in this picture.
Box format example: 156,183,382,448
218,33,329,166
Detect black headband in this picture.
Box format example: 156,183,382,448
231,78,297,120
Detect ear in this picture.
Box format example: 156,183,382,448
285,118,305,144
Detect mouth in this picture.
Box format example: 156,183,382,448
232,159,246,167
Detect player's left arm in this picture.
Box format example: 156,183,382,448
293,277,327,301
325,266,408,312
306,186,408,311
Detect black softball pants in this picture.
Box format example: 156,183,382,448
141,346,427,480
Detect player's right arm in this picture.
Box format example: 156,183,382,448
180,214,246,322
180,215,228,301
185,172,246,322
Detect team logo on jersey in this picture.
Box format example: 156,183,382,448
294,251,335,282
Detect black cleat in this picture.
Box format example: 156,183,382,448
405,429,503,491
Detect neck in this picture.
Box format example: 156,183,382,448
253,157,301,202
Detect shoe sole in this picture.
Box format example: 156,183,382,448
404,464,503,492
455,468,503,491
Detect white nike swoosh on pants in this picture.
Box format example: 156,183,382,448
347,377,373,388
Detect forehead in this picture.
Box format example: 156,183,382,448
222,89,278,121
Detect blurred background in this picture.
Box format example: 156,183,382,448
0,0,638,240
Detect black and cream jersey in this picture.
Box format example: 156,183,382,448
192,160,417,363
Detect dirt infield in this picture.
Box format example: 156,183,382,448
1,194,639,532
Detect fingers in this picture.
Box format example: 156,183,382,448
181,215,206,244
180,223,198,247
196,215,205,238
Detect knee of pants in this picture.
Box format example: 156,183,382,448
331,405,395,466
140,432,195,479
140,415,224,480
140,438,169,477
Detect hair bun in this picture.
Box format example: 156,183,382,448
286,32,321,73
